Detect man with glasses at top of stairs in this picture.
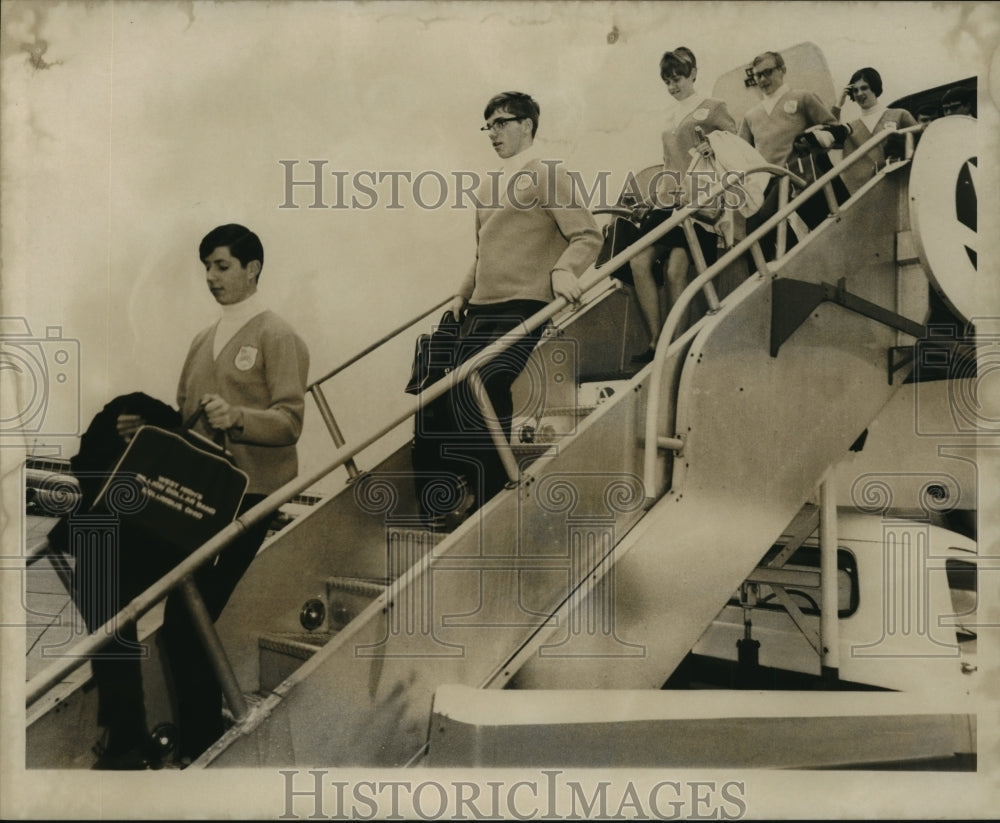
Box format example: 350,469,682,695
415,91,601,525
738,50,846,259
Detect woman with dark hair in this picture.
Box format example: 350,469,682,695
833,67,917,193
628,47,736,363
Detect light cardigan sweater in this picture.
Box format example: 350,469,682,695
457,147,602,305
738,87,837,167
839,106,917,193
178,309,310,495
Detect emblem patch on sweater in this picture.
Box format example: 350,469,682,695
235,345,258,371
784,100,798,115
514,172,533,191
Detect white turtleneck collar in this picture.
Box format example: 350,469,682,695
476,143,544,207
665,92,707,132
213,291,266,359
859,102,888,133
500,142,542,174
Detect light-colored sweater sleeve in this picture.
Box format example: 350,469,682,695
456,209,481,300
542,162,603,278
803,91,837,127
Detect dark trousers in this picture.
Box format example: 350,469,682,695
69,495,268,760
412,299,547,514
161,494,270,760
69,517,176,755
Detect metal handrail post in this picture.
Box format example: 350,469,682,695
776,176,790,257
467,370,521,486
819,478,840,678
308,384,360,480
178,576,250,720
822,181,841,216
681,219,721,312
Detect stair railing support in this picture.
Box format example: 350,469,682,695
819,477,840,680
309,384,361,481
178,576,250,721
467,370,521,488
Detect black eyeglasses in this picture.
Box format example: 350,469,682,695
752,66,779,81
481,116,523,133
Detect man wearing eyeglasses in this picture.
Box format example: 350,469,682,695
436,91,601,512
737,51,839,258
738,51,837,169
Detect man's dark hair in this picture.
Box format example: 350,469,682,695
199,224,264,274
484,91,540,137
849,67,883,97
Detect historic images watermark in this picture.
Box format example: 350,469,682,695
19,471,151,658
277,159,750,213
278,770,749,820
913,318,997,435
0,316,81,440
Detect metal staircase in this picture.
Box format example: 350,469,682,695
26,119,961,770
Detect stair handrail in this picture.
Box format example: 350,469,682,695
305,296,453,479
307,296,453,390
641,123,925,502
28,127,919,712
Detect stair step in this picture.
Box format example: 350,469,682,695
536,405,597,418
326,577,388,599
386,526,448,545
258,631,333,692
258,631,331,658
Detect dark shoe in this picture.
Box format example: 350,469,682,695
145,722,178,770
425,486,476,531
442,486,476,530
92,724,173,770
93,743,153,770
630,348,655,365
420,475,475,530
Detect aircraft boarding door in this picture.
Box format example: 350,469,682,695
710,41,837,125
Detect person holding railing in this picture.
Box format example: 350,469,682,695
829,67,917,194
627,47,737,364
737,50,841,258
435,91,601,515
106,224,309,767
